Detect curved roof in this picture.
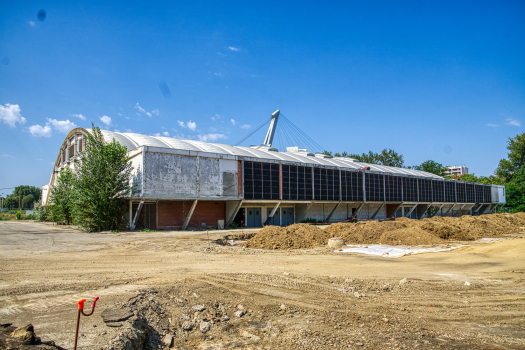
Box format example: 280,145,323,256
94,129,443,179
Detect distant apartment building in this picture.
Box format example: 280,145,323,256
445,165,468,177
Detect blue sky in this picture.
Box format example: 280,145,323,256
1,0,524,192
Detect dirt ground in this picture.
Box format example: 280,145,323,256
1,220,524,349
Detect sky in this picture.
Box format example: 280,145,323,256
1,0,524,193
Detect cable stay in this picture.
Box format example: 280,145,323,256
234,117,271,146
233,110,324,153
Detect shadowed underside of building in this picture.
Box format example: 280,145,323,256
42,128,506,230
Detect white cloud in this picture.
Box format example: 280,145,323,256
177,120,197,131
187,121,197,131
2,154,15,158
228,46,240,52
230,119,236,125
99,115,112,126
70,113,86,121
505,118,521,127
486,123,499,127
117,113,123,116
240,124,251,129
197,133,227,142
29,124,52,137
135,103,156,117
135,103,146,114
48,118,77,134
124,129,133,133
0,103,26,127
153,131,170,137
214,72,223,77
217,52,226,56
29,21,35,26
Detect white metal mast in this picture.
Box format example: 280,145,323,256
262,110,280,147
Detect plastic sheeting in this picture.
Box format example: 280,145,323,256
335,244,458,258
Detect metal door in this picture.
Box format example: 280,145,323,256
281,208,294,226
247,208,262,227
266,208,280,226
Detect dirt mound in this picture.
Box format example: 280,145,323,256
324,213,525,245
244,224,329,250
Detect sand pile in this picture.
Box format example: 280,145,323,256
325,213,525,246
244,213,525,250
244,224,329,250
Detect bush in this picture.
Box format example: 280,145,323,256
24,214,36,220
230,222,239,229
15,211,22,220
0,215,11,221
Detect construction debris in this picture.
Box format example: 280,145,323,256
244,213,525,249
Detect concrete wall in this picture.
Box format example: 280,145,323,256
129,149,144,198
141,149,240,200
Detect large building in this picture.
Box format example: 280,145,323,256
42,120,506,230
445,164,469,177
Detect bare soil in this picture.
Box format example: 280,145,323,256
244,213,525,249
0,219,524,349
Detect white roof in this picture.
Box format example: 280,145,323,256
97,129,443,179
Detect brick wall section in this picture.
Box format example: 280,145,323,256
188,201,225,229
158,201,185,229
157,200,225,230
386,203,400,218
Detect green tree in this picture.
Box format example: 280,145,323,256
322,150,333,157
50,167,75,224
4,186,42,210
505,167,525,212
347,149,404,167
496,133,525,181
21,194,35,209
72,124,133,231
447,173,505,185
411,160,447,176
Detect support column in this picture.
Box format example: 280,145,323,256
324,201,341,222
405,204,418,218
182,200,198,230
129,199,133,229
442,204,455,217
430,204,445,218
225,200,243,227
353,202,364,218
454,204,467,217
131,199,144,231
416,203,432,219
370,202,385,220
296,202,313,223
264,201,281,226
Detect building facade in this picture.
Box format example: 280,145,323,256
445,165,469,177
42,128,506,230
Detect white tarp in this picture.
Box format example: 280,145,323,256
335,244,458,258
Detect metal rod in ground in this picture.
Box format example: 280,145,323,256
74,309,81,350
207,229,210,251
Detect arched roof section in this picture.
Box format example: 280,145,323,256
54,128,444,180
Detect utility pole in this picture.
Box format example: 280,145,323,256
18,187,21,211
